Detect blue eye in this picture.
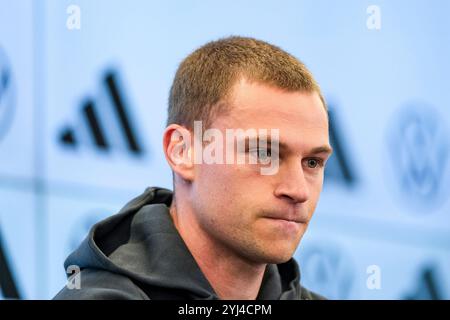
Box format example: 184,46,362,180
258,148,271,159
249,148,272,161
305,158,323,169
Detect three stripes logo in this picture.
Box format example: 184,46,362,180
58,70,145,156
0,227,20,299
0,46,15,144
324,105,357,187
404,265,443,300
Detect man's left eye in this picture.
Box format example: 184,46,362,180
258,149,271,159
305,158,322,169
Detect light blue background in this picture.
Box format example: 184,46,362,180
0,0,449,299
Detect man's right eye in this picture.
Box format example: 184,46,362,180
249,148,272,161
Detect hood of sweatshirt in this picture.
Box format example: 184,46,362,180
57,187,321,300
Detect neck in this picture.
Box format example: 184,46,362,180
169,199,266,300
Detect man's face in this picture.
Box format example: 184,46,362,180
190,77,331,264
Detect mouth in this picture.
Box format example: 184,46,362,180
265,216,301,223
261,216,303,234
262,212,307,224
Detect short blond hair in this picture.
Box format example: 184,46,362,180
167,36,326,130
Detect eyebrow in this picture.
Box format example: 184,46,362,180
240,136,333,156
309,145,333,156
263,137,332,154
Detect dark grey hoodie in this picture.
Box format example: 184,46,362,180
54,187,324,300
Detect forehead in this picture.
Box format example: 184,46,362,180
213,78,329,148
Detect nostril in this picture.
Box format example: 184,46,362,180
282,194,298,203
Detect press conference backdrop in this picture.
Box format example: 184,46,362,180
0,0,449,299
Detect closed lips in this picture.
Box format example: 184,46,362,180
263,215,305,223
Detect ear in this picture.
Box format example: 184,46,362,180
163,124,195,182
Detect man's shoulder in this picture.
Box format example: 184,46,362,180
300,286,327,300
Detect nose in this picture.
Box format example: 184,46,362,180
273,160,310,204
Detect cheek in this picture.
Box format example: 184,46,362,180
198,165,257,216
195,164,244,212
197,163,256,192
306,169,325,189
307,174,324,215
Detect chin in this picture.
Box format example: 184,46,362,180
259,245,297,264
264,253,293,265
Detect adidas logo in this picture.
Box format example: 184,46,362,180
0,46,15,143
325,106,357,187
58,70,145,156
0,227,20,299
